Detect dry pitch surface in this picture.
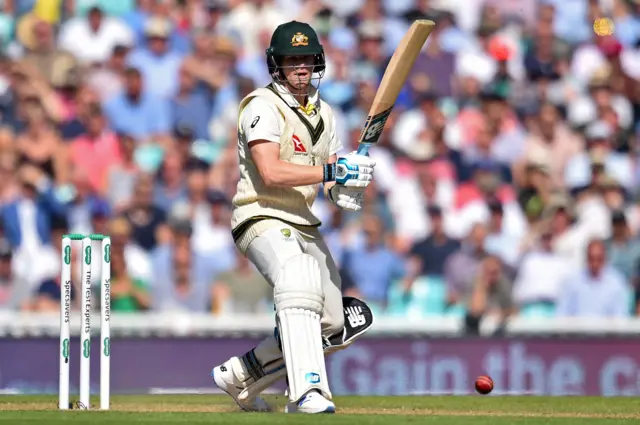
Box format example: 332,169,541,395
1,395,639,424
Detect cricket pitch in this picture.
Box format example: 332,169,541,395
1,395,639,424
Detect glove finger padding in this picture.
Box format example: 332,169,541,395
342,173,372,188
330,185,365,212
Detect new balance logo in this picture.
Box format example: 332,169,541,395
305,372,320,384
292,135,306,153
345,306,365,327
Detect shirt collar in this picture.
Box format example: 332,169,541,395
271,81,320,116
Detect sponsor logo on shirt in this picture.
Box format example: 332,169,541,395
292,135,307,155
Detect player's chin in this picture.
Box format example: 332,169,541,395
289,80,311,91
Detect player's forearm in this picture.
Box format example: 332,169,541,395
260,160,332,188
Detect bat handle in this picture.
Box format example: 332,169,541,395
356,143,370,156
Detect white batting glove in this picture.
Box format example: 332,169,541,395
323,152,376,188
327,185,366,212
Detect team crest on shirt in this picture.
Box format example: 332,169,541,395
291,32,309,46
292,134,307,155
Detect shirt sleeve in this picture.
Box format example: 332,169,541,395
240,97,283,144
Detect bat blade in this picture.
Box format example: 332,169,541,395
356,20,435,156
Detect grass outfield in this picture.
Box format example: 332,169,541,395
1,395,639,424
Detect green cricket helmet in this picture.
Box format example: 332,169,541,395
266,21,326,79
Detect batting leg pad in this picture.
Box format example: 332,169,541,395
238,297,374,402
275,253,330,403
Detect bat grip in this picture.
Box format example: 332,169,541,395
356,143,370,156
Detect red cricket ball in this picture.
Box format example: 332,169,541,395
475,375,494,395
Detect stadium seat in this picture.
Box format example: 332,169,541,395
519,302,556,318
386,280,410,316
386,276,448,318
446,304,467,317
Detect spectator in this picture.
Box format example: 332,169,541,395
320,204,362,269
58,5,134,65
392,159,456,243
354,20,388,80
28,218,77,313
122,0,157,45
154,151,187,213
605,210,640,282
515,152,553,224
513,231,570,314
69,103,122,195
516,102,583,187
0,238,29,310
193,189,236,275
462,114,511,183
89,198,110,236
207,36,245,140
58,86,101,142
568,65,633,130
477,90,526,165
466,254,514,333
86,45,129,101
200,0,231,35
564,121,633,191
600,176,627,212
105,132,139,213
393,93,463,164
103,67,171,141
2,165,66,251
15,98,68,184
122,174,166,252
172,125,197,165
170,64,212,141
109,239,150,312
408,16,458,97
107,216,151,286
484,199,522,267
556,239,631,318
127,17,184,99
20,17,78,87
224,0,288,59
444,222,487,308
342,215,406,310
151,212,211,312
1,0,640,321
454,159,526,239
0,150,20,206
211,250,272,315
65,166,104,235
405,205,460,287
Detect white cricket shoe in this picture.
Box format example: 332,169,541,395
284,390,336,414
212,359,271,412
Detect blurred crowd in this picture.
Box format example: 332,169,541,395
0,0,639,327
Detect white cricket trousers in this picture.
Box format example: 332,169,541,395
246,224,345,338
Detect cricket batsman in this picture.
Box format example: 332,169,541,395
211,21,376,414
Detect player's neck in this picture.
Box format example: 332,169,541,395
293,94,308,106
280,81,309,107
289,88,308,106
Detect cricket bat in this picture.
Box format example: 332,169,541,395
356,20,435,156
